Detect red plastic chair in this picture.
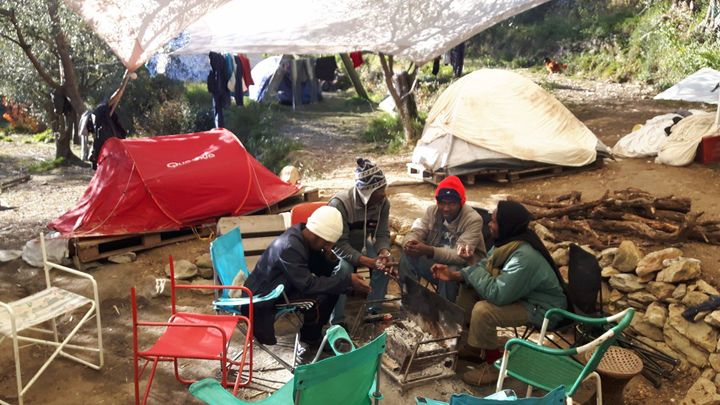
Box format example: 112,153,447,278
290,201,327,225
131,256,254,405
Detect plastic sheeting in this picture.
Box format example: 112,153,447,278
612,113,681,158
62,0,550,71
654,68,720,104
412,69,602,173
656,112,717,166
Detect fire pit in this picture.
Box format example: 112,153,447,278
353,277,464,392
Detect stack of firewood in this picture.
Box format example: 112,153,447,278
510,188,720,249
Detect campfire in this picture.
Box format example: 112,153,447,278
377,278,464,391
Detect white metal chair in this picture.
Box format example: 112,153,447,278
0,233,103,405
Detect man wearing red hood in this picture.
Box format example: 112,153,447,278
399,176,486,302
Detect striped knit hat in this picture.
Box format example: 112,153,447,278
354,158,386,204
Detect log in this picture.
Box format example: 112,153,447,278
590,207,679,233
508,195,577,209
532,191,609,219
654,197,691,213
588,212,700,243
535,217,605,248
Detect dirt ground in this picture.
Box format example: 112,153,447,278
1,71,720,404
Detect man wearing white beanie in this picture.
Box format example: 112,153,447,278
242,205,370,350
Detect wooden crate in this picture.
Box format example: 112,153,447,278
216,214,288,272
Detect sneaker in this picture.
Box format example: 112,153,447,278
462,363,500,387
295,340,322,365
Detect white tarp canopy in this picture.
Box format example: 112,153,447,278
63,0,550,71
413,69,605,173
654,67,720,104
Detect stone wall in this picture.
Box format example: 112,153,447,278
550,238,720,404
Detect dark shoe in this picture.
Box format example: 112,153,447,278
295,340,322,365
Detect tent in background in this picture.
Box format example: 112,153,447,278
49,129,299,237
654,68,720,104
62,0,551,71
412,69,610,176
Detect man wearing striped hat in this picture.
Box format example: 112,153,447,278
328,158,393,329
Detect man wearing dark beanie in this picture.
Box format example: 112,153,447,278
399,175,486,302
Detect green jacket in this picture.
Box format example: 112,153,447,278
460,242,567,327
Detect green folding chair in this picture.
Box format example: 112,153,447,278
190,332,386,405
495,308,634,405
416,386,566,404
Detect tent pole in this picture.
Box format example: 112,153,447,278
339,54,370,101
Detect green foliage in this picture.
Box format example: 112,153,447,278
362,112,425,152
466,1,720,87
31,129,54,143
223,101,299,173
120,70,195,136
27,157,64,173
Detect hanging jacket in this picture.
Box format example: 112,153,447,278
328,188,390,266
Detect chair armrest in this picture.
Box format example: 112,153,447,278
0,301,18,334
545,308,617,325
504,337,579,357
213,284,285,308
44,260,101,306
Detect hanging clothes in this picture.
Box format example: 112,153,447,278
207,51,230,128
350,51,364,68
450,43,466,78
226,54,236,95
237,54,254,86
432,56,441,76
88,102,127,170
233,55,245,106
315,56,338,81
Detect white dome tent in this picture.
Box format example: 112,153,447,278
412,69,610,177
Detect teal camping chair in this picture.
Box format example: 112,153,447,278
416,386,566,405
190,332,386,405
495,308,635,405
209,227,314,371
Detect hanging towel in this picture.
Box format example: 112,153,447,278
237,54,254,86
350,51,363,68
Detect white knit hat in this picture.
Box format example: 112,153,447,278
306,206,343,243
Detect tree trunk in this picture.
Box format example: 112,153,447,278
47,0,83,164
378,53,420,144
339,54,370,101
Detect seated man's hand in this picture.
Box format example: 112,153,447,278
456,243,478,265
350,273,371,295
431,264,463,282
403,239,434,258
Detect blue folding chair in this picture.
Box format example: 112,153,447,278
415,386,566,405
209,227,313,371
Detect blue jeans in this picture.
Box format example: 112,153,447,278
399,252,459,302
330,241,390,324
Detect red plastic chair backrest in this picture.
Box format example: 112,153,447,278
290,201,328,225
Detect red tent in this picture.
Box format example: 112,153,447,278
49,129,300,237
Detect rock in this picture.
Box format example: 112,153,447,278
716,374,720,389
628,291,656,304
680,378,720,405
710,353,720,373
704,311,720,328
637,272,655,283
194,253,213,269
612,241,642,272
695,311,711,322
636,247,683,277
682,291,710,307
280,165,301,185
701,368,716,381
0,249,22,262
609,289,625,303
601,266,620,278
634,335,680,359
191,278,215,295
663,323,709,368
552,248,569,267
672,284,687,300
107,252,137,264
627,299,645,309
656,258,702,283
558,266,569,283
600,282,611,304
631,313,664,341
598,247,618,268
164,259,198,280
609,273,645,293
695,280,720,296
647,281,676,301
198,266,214,279
668,304,719,353
532,222,555,243
645,302,668,328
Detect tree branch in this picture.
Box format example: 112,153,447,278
378,53,402,113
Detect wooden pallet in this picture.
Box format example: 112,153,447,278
70,223,214,265
407,159,604,185
217,214,288,272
